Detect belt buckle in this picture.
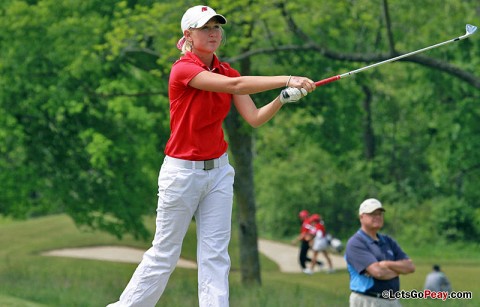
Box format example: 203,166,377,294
203,159,215,170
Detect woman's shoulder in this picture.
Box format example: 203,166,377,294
172,54,197,67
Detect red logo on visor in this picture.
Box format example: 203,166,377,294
202,7,208,12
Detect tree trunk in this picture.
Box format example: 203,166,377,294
224,104,262,286
361,84,375,160
224,49,261,284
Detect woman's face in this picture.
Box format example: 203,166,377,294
186,19,223,54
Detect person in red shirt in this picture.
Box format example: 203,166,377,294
108,5,316,307
294,210,323,274
307,214,334,274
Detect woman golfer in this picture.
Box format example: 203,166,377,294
107,5,316,307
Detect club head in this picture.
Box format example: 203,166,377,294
466,24,477,36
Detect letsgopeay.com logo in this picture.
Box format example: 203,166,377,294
382,289,473,301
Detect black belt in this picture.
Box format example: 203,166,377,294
352,290,389,300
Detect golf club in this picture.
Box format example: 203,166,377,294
315,24,477,87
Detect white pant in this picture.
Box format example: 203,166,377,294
350,292,401,307
108,155,235,307
312,236,328,252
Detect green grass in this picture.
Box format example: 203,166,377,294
0,294,48,307
0,214,479,306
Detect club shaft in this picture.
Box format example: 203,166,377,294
315,32,473,87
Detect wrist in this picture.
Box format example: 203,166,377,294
286,75,292,87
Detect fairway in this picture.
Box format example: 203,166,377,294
0,294,48,307
0,215,479,306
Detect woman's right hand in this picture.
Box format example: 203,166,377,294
287,76,316,93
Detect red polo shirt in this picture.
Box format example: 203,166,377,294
165,52,240,160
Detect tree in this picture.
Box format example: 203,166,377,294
0,0,171,238
1,0,479,289
242,0,479,238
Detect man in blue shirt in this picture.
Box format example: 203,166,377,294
345,198,415,306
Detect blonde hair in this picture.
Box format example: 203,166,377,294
181,38,193,54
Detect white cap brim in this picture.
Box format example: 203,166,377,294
359,198,385,215
192,13,226,30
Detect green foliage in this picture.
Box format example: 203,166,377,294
0,0,171,238
248,0,479,241
386,196,480,247
431,197,478,241
0,0,479,244
255,109,371,238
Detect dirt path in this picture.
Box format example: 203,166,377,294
258,239,346,273
42,239,346,273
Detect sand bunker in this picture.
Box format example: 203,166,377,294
42,239,346,273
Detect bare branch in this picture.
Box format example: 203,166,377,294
277,2,313,44
223,6,480,89
94,91,165,98
403,54,480,88
224,43,479,88
382,0,396,54
122,46,161,58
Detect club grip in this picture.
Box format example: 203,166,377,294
315,75,341,87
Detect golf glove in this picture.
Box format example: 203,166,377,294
279,87,308,104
